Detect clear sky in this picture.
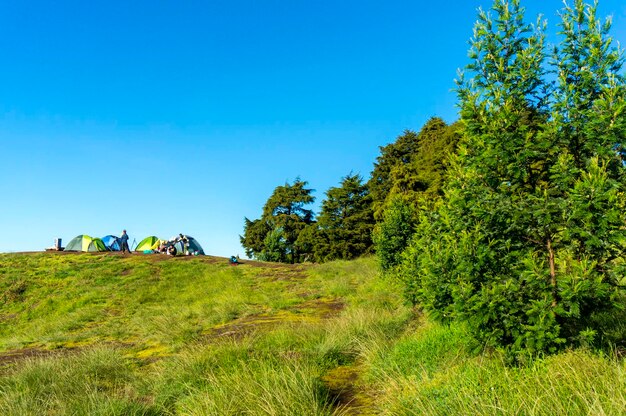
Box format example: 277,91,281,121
2,1,625,256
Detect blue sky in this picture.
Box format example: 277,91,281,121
2,0,625,256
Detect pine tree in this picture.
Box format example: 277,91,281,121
241,179,315,263
368,119,460,221
373,197,416,274
315,174,374,261
405,0,626,355
368,130,421,221
240,217,270,259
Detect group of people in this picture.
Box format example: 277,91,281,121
156,234,190,256
117,231,196,256
156,241,177,256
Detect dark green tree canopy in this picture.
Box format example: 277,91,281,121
314,174,375,262
397,0,626,356
262,180,315,221
241,179,315,263
368,118,460,220
368,129,420,221
240,217,270,259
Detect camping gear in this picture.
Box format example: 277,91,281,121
172,235,205,255
102,235,121,251
65,235,107,252
135,236,163,252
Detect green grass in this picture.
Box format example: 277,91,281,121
364,321,626,415
1,253,624,415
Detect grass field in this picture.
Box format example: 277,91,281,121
1,253,624,415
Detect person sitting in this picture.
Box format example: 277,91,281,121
157,242,167,254
167,245,177,256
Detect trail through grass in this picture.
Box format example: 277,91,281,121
1,253,624,415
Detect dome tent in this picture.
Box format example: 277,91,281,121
102,235,121,251
65,235,107,252
173,235,205,255
135,236,163,252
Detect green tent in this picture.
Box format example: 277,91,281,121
65,235,107,252
135,236,163,252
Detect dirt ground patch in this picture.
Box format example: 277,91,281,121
297,298,345,318
0,342,137,371
206,297,346,341
323,364,376,415
0,347,67,369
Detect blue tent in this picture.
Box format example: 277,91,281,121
102,235,121,251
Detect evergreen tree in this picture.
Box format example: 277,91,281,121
315,174,374,261
294,223,320,262
241,179,315,263
369,118,459,283
404,0,626,355
259,228,288,262
387,119,461,206
240,217,270,259
368,118,460,221
372,197,416,274
368,130,420,221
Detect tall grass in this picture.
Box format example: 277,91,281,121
0,347,154,415
171,353,338,415
366,320,626,415
2,254,625,415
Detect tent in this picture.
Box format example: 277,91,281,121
102,235,121,251
173,235,205,255
65,235,107,252
135,236,163,252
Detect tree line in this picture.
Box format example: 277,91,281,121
240,117,459,264
242,0,626,357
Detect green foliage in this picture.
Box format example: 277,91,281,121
373,198,416,276
312,174,375,262
387,119,461,206
368,118,460,221
368,129,420,221
374,199,415,272
258,228,288,262
241,178,315,263
399,204,459,313
369,118,460,288
402,0,626,356
240,217,270,259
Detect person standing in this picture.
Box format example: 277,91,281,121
120,230,131,254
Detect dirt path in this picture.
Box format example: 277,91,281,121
0,255,379,413
323,364,378,415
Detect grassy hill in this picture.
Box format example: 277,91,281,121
1,253,624,415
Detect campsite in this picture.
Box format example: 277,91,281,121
57,234,205,256
2,0,626,414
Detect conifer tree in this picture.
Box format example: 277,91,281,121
314,174,374,261
368,130,421,221
240,179,315,263
404,0,626,355
368,119,460,222
373,197,416,274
